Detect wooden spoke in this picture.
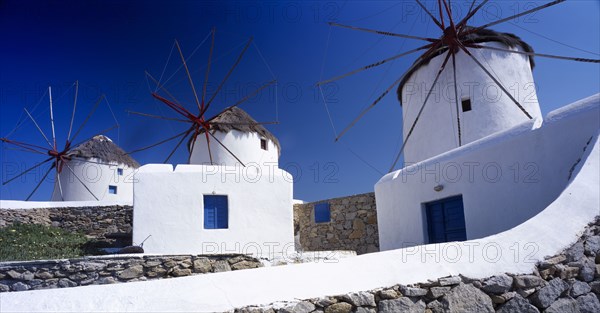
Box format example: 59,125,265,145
389,51,452,172
459,44,532,119
127,110,191,123
165,126,194,163
202,131,214,165
65,163,99,200
334,42,443,142
316,43,433,86
48,87,57,149
175,39,203,112
442,0,456,29
451,53,462,146
128,129,190,154
26,163,54,201
204,37,254,116
467,0,565,33
206,130,245,167
56,171,64,201
145,71,183,106
207,80,277,122
469,44,600,63
329,22,438,42
1,138,50,155
211,121,280,126
438,0,445,29
415,0,444,30
67,81,79,142
202,28,216,107
456,0,489,28
70,94,105,144
2,157,53,186
24,108,53,149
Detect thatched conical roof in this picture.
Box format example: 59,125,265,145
397,27,534,105
68,135,140,168
196,107,280,151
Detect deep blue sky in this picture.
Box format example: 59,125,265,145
1,1,599,202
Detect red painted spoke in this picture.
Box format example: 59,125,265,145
203,37,253,116
152,93,197,121
2,157,53,186
328,22,438,42
207,80,277,123
415,0,444,30
145,71,184,106
26,163,54,201
316,43,434,86
175,39,203,113
466,0,564,34
458,44,532,119
389,51,452,172
1,138,50,154
468,44,600,63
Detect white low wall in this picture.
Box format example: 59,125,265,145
0,199,132,210
1,125,598,312
376,94,600,251
132,163,294,257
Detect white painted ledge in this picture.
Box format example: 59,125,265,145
0,200,132,210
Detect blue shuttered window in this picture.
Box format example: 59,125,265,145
108,185,117,194
204,195,228,229
426,195,466,244
314,202,331,223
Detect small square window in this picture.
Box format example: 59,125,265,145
108,185,117,194
314,202,331,223
204,195,228,229
461,98,472,112
117,168,123,176
260,138,268,151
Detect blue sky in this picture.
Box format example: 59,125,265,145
1,0,599,202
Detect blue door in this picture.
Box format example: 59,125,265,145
204,195,228,229
426,195,466,243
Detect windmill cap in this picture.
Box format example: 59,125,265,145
69,135,140,168
397,26,534,106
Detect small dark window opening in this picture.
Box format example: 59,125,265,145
260,138,268,151
461,98,472,112
117,168,123,176
108,185,117,194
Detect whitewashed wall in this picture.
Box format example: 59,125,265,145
401,41,542,163
376,94,599,251
133,163,294,257
50,158,136,202
189,130,279,168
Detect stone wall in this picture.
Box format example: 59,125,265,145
236,217,600,313
0,254,261,293
0,205,132,240
294,193,378,255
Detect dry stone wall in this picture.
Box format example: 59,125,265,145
294,193,378,255
0,205,132,239
236,217,600,313
0,254,261,292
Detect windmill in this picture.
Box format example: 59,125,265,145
128,28,278,166
317,0,599,171
0,81,122,201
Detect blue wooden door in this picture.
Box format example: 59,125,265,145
426,195,466,243
204,195,228,229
